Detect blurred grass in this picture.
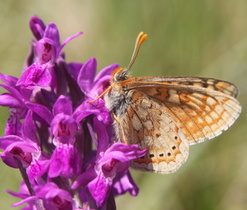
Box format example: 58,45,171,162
0,0,247,209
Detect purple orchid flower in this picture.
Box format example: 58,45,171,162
0,16,147,210
0,110,41,168
72,119,147,208
49,96,82,178
0,110,50,186
7,181,37,210
9,182,78,210
86,143,146,208
73,57,118,125
26,95,82,179
0,73,32,135
17,17,82,88
51,95,79,145
0,136,40,168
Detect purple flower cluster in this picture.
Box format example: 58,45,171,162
0,16,147,210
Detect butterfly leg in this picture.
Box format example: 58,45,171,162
113,114,128,145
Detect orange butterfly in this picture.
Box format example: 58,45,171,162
97,32,241,174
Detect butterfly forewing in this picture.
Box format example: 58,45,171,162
125,77,241,145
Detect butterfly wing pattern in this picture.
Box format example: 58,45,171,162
105,76,241,174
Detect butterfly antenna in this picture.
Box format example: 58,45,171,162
126,32,148,71
88,32,147,104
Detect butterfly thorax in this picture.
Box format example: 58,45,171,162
104,82,133,118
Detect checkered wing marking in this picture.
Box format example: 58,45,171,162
117,91,190,174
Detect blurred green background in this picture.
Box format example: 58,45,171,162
0,0,246,209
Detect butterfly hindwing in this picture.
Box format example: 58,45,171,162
114,90,190,174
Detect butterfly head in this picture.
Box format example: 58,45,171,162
110,67,128,83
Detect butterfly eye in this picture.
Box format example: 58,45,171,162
113,69,128,82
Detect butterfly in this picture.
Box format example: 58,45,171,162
101,32,241,174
